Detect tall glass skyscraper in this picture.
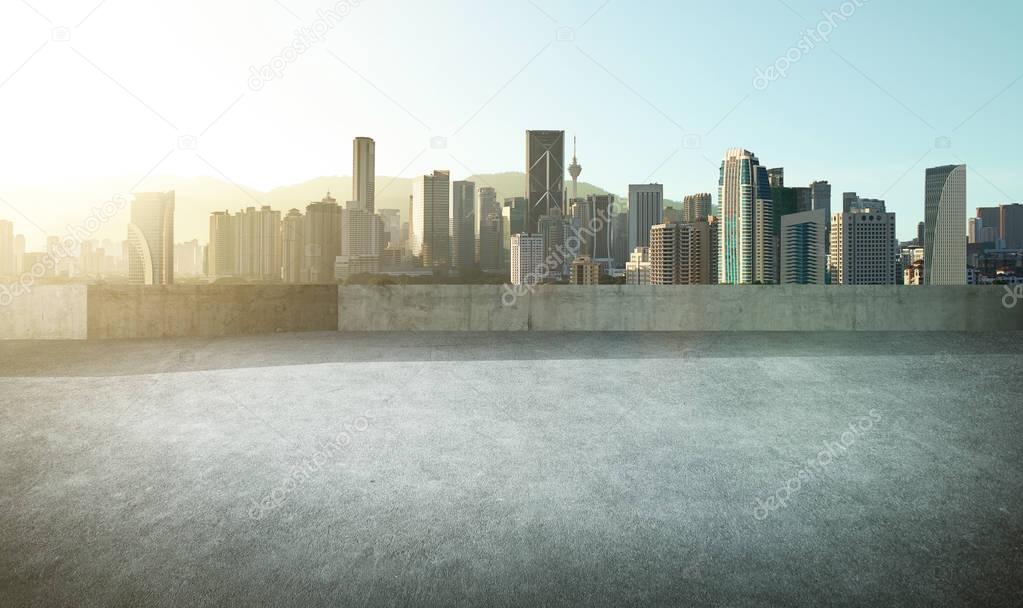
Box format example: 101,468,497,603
525,130,565,233
412,171,451,269
627,184,664,253
352,137,375,214
718,149,774,284
127,191,175,285
450,180,476,271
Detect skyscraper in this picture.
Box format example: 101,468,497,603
569,198,595,256
337,220,379,272
174,240,202,277
780,209,826,284
845,193,887,214
626,247,651,285
478,216,504,274
589,194,616,265
0,220,13,277
341,202,384,260
206,211,237,279
924,165,967,285
353,137,375,214
510,233,544,286
503,196,528,261
843,192,858,213
718,149,774,284
648,219,719,285
450,180,476,271
810,180,832,251
14,234,25,274
282,209,304,283
302,193,343,284
968,217,998,245
537,209,567,277
478,187,503,272
378,209,401,248
236,206,282,281
682,193,712,223
628,184,664,253
809,181,832,218
526,130,565,233
610,207,630,270
412,171,451,268
976,207,1000,244
127,191,174,285
769,179,809,280
1000,203,1023,249
831,205,897,285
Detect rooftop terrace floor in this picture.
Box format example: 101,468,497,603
2,332,1022,607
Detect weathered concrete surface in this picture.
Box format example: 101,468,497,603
1,332,1021,607
0,285,87,340
339,285,529,331
5,285,1018,340
87,285,338,339
340,285,1023,331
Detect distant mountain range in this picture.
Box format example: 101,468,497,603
3,173,683,246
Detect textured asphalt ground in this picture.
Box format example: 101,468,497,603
1,332,1021,607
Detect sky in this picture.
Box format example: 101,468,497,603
0,0,1021,245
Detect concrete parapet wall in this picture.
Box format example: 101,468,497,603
0,285,88,340
3,284,1019,340
339,285,1023,332
87,285,338,339
338,285,530,331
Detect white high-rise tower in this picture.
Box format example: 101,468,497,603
924,165,967,285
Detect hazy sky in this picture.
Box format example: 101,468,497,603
1,0,1021,243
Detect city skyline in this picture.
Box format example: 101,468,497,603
1,1,1020,248
5,140,1017,287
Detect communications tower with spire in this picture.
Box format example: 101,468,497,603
568,136,582,199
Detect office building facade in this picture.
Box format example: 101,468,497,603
302,194,343,284
628,184,664,253
719,149,773,284
510,233,545,286
450,180,476,271
924,165,967,285
780,209,826,284
0,220,14,277
831,208,898,285
127,191,175,285
282,209,304,283
648,219,718,285
412,171,451,269
682,193,712,223
570,256,600,285
526,130,565,232
626,247,651,285
353,137,375,214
